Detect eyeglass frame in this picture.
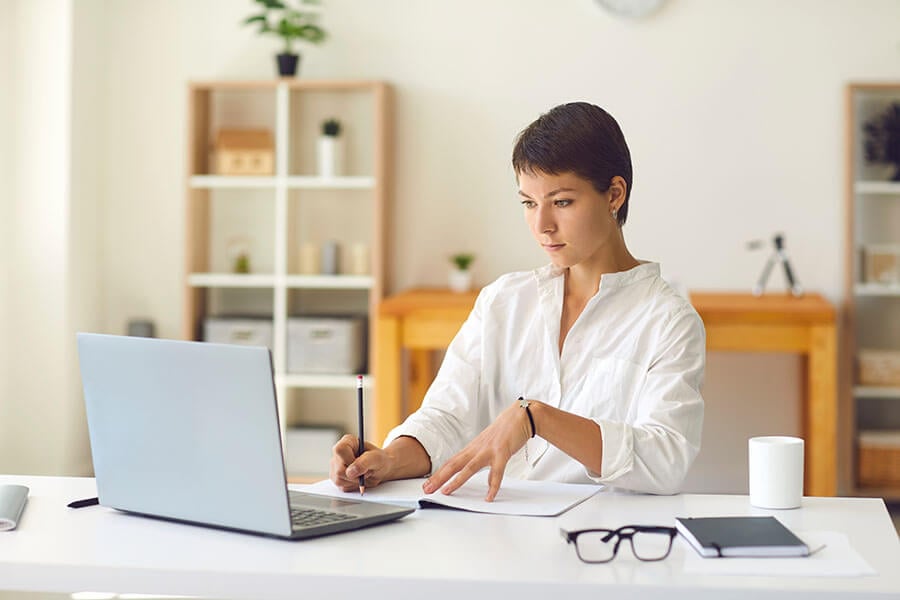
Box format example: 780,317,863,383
560,525,678,564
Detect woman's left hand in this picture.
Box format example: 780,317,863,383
422,400,534,502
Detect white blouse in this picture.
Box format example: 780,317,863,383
384,262,705,495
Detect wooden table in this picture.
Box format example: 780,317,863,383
373,289,837,496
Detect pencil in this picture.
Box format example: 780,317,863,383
356,374,366,495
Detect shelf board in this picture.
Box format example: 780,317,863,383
276,373,372,389
854,282,900,296
854,386,900,399
285,176,375,189
188,273,276,288
188,175,375,190
284,274,373,289
286,475,327,485
854,180,900,195
850,485,900,502
189,175,278,189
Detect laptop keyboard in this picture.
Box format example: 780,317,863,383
290,507,357,529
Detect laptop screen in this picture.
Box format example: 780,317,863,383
77,333,294,537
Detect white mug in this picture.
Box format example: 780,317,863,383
748,436,804,509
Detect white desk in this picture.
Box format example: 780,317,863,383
1,475,898,599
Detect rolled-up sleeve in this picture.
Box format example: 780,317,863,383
383,289,488,473
589,306,706,494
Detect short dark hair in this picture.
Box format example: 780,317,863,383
512,102,633,226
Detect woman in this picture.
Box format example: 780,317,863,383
330,102,705,500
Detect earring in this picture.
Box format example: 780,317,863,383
611,208,618,220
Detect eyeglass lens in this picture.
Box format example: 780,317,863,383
575,529,672,562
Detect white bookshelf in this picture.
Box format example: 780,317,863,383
184,80,391,470
845,83,900,500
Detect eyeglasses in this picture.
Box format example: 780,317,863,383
561,525,677,563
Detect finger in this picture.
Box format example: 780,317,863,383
441,462,481,496
333,434,359,463
484,460,506,503
423,454,468,494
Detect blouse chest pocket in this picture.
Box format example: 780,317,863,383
576,356,647,422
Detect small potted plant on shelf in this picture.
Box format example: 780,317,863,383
317,118,343,178
449,253,475,293
242,0,327,77
864,102,900,181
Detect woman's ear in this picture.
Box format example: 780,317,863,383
608,176,627,211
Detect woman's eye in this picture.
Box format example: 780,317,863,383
554,199,572,207
521,200,536,209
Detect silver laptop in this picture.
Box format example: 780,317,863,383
76,332,413,540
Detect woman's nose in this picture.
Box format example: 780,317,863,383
536,208,555,233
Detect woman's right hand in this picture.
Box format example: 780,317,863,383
329,434,392,492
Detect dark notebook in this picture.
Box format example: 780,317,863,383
675,516,809,558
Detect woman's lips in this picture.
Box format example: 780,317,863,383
542,243,565,252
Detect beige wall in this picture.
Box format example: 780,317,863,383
5,0,74,474
0,1,12,456
3,0,900,487
0,0,103,475
99,0,900,342
65,0,106,475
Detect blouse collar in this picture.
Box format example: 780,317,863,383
534,261,660,294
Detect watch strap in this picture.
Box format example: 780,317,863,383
518,396,536,438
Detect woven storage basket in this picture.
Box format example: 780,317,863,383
858,349,900,387
858,430,900,487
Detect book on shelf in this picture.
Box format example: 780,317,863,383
675,516,809,558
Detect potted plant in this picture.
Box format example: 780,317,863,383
243,0,327,77
449,253,475,293
317,118,343,178
864,102,900,181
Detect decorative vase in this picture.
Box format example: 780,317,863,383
317,136,344,178
276,53,299,77
449,268,472,293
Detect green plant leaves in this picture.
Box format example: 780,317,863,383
243,0,327,53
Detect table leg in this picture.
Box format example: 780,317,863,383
806,323,838,496
374,315,401,446
409,349,433,415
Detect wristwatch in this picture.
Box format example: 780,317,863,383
518,397,536,438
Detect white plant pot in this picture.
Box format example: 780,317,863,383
317,136,344,178
449,268,472,293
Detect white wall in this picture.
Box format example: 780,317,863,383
0,0,102,475
5,0,900,485
65,0,106,475
5,0,74,474
98,0,900,332
0,2,13,456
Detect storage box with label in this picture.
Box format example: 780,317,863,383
204,317,273,350
284,426,342,476
862,244,900,285
858,430,900,487
858,349,900,387
287,317,365,374
214,129,274,175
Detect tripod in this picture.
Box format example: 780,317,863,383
748,234,804,297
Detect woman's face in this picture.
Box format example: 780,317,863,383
517,170,621,270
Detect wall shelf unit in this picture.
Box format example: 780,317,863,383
845,82,900,501
184,79,391,478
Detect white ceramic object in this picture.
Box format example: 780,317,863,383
748,436,804,509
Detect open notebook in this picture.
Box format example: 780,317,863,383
298,471,603,517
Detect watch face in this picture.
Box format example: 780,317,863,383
595,0,665,18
